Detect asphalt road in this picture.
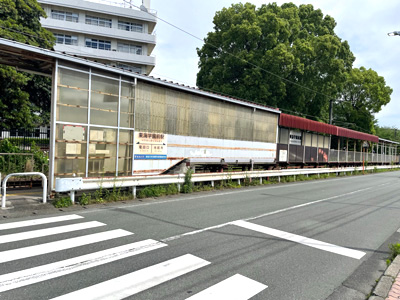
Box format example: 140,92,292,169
1,171,400,299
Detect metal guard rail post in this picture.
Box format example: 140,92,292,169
1,172,47,209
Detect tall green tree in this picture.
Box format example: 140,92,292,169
197,2,391,132
334,67,392,134
197,2,354,121
0,0,54,129
375,126,400,143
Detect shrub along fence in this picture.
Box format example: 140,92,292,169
0,139,49,186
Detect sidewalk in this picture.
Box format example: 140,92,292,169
0,188,83,219
387,271,400,300
370,255,400,300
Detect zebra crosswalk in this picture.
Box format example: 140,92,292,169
0,214,268,299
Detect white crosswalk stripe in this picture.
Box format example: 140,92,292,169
0,239,167,293
0,215,267,300
0,221,105,244
0,229,133,263
50,254,211,300
186,274,267,300
0,215,84,231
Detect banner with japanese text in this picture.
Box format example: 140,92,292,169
134,131,167,159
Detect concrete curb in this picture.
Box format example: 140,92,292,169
369,255,400,299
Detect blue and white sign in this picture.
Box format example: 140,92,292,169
134,132,167,160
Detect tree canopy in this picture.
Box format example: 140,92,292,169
334,67,392,134
0,0,54,129
197,2,392,133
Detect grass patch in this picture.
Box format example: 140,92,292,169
387,243,400,265
138,184,179,199
53,196,73,208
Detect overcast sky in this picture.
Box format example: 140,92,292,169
147,0,400,129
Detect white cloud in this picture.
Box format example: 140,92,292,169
151,0,400,128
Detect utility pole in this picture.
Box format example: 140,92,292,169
329,99,333,125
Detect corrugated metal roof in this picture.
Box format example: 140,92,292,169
279,113,379,143
337,127,379,143
279,113,337,135
379,138,400,145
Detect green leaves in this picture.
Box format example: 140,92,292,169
197,3,352,120
0,0,55,128
335,67,392,133
196,2,392,134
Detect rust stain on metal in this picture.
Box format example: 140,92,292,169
168,144,275,152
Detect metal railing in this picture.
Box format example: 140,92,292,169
0,153,34,175
327,150,398,164
56,165,399,200
0,127,50,150
1,172,47,209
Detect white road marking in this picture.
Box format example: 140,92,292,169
397,227,400,233
0,221,105,244
232,220,365,260
186,274,267,300
162,183,390,242
0,239,167,293
50,254,210,300
0,215,84,231
0,229,133,263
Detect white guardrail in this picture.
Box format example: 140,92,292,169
55,165,399,201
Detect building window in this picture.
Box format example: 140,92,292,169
117,43,142,55
118,21,143,33
85,38,111,50
54,33,78,45
85,15,112,28
51,10,78,22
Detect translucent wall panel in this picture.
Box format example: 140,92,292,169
120,81,135,128
318,134,324,148
280,128,289,144
88,127,117,176
135,82,278,143
118,130,133,175
57,68,89,123
54,124,87,176
304,133,312,146
312,134,318,147
324,136,330,149
90,75,119,127
55,62,135,180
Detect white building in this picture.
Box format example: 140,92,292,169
38,0,156,74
